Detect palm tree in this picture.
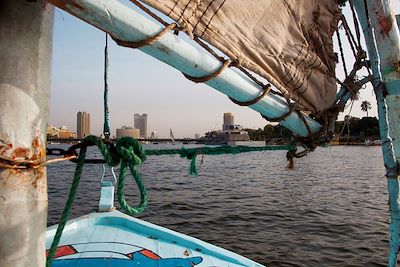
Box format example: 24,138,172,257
361,100,372,117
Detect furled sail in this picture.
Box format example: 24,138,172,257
137,0,341,114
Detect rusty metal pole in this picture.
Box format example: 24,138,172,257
365,0,400,156
366,1,400,266
0,1,54,266
354,0,400,266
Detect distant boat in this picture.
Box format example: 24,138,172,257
365,139,381,146
203,129,250,145
365,139,373,146
170,128,175,143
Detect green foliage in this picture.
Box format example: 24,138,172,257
247,116,379,142
245,128,266,141
244,124,292,141
272,125,292,138
264,124,275,139
350,117,379,137
335,116,380,139
246,116,379,142
335,120,344,134
360,101,372,117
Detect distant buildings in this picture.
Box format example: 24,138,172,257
195,134,200,139
47,125,76,139
47,125,59,137
134,113,147,138
150,131,158,139
223,112,234,130
203,112,249,145
77,111,90,138
116,126,140,139
203,129,250,145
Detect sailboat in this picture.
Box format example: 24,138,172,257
1,0,400,266
170,128,176,144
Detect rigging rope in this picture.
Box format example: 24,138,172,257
337,29,349,79
349,0,362,50
145,142,296,175
103,33,111,139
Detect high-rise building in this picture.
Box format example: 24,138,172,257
223,112,234,130
77,111,90,138
134,113,148,138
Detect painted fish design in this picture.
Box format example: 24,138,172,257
47,245,203,267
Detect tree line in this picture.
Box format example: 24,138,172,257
245,117,379,141
245,100,379,141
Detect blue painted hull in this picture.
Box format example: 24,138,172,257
51,254,202,267
46,211,264,267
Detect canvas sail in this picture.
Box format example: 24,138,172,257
137,0,341,114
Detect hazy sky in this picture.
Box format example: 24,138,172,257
49,2,399,138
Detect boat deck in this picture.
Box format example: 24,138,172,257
46,210,264,267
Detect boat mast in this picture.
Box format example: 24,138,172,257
0,1,54,266
353,0,400,266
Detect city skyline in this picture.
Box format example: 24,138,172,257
48,109,380,139
52,111,250,138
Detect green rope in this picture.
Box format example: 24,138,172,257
46,136,293,266
145,145,294,175
115,137,148,215
46,135,148,267
46,145,87,267
103,33,111,139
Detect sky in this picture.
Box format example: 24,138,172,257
49,1,400,138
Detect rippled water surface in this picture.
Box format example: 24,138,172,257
47,144,391,266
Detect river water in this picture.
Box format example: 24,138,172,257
47,143,390,267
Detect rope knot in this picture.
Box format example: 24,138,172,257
81,136,148,216
115,137,147,165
